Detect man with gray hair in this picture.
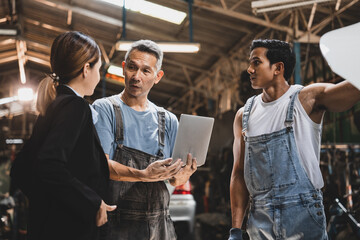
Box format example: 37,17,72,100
93,40,197,240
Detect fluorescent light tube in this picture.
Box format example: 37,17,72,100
116,41,200,53
0,96,18,105
0,28,17,36
252,0,308,8
252,0,334,13
107,65,124,77
99,0,186,25
6,139,24,144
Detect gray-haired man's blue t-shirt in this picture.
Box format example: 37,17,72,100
92,95,178,160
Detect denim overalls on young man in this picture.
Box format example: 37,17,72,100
105,97,176,240
242,89,328,240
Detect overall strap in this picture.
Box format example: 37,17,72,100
107,96,124,142
285,87,304,127
156,107,166,157
242,95,256,136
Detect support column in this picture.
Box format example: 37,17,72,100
293,41,302,85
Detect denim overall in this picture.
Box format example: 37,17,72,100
242,90,328,240
106,97,176,240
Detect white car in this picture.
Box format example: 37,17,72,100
166,180,196,240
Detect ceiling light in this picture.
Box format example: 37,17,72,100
107,65,124,77
0,28,17,36
252,0,335,14
99,0,186,25
0,96,18,105
106,65,125,85
116,41,200,53
18,87,34,101
6,139,24,144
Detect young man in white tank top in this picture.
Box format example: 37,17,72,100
229,39,360,240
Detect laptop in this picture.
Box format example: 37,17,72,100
171,114,214,167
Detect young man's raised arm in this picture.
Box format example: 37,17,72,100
229,108,249,239
301,81,360,123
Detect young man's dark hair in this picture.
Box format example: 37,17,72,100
250,39,296,81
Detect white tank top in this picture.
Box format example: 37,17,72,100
246,85,324,189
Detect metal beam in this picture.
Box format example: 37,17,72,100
0,40,204,95
170,10,292,111
182,67,193,86
193,1,294,35
32,0,123,26
26,56,51,67
27,0,234,60
0,47,50,68
0,50,17,58
30,0,180,42
23,17,116,47
316,5,358,22
164,58,208,74
193,10,291,87
0,55,18,64
298,9,308,30
307,3,317,30
336,15,344,27
219,0,228,9
230,0,247,10
16,40,27,84
161,77,207,94
98,42,110,64
192,13,251,34
23,39,51,53
160,77,188,89
335,0,342,10
252,0,334,14
67,9,72,25
26,50,49,60
149,89,179,100
305,0,358,36
0,39,16,46
11,0,16,15
24,17,67,33
26,50,51,67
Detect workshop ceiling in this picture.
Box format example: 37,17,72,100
0,0,359,116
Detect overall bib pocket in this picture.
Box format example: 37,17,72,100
246,138,299,192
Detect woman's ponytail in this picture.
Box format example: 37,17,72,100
36,76,57,116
